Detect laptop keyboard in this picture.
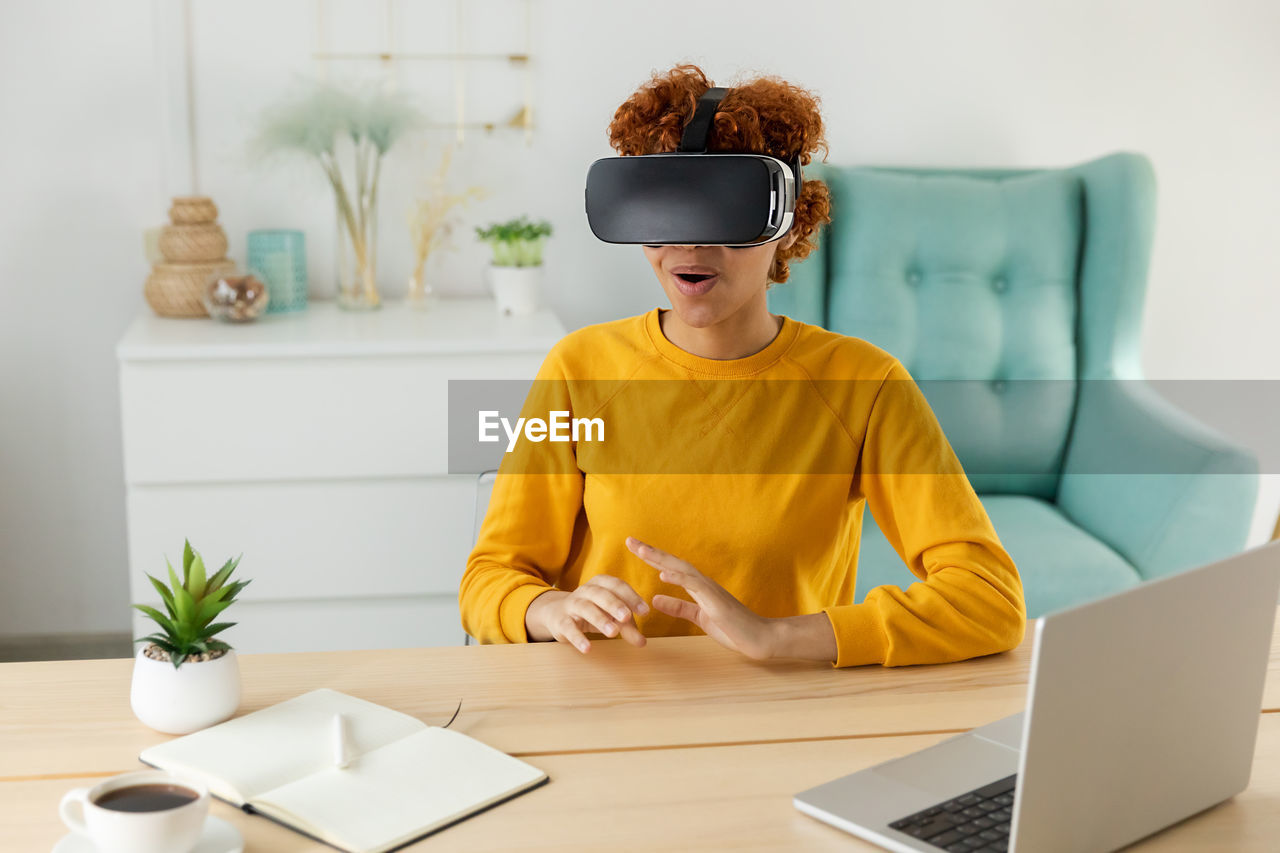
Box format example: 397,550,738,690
887,774,1016,852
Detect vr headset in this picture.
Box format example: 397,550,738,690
584,86,802,247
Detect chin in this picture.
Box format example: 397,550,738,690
667,298,726,328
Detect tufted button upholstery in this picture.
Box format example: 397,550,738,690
767,153,1260,616
817,167,1080,496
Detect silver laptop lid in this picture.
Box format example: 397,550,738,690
1011,539,1280,852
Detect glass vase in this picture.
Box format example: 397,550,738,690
406,259,441,311
202,267,269,323
335,193,380,310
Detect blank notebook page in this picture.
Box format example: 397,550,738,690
139,689,428,802
255,726,547,852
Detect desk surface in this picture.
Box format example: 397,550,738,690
3,608,1278,851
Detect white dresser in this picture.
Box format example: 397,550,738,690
116,299,565,653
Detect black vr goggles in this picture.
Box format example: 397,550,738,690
584,86,802,247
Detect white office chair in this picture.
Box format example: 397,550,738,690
463,470,498,646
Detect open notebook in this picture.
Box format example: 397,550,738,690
138,688,547,853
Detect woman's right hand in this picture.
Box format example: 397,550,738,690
524,576,649,652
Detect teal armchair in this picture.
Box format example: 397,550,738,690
770,152,1258,617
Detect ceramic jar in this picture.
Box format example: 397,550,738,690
129,648,241,735
487,264,542,316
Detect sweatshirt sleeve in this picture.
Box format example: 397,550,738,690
822,359,1027,667
458,345,585,643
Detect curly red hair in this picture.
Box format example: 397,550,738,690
607,64,833,284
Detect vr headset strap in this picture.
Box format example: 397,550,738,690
677,85,804,204
677,87,729,153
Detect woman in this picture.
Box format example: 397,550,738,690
459,64,1025,667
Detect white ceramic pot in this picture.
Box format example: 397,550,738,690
130,647,241,734
487,263,542,316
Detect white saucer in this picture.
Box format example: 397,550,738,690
53,814,243,853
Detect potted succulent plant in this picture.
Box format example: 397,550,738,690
129,540,251,734
475,215,552,316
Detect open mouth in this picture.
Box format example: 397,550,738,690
671,271,720,295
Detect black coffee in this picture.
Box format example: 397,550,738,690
94,783,199,813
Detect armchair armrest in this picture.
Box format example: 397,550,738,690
1057,380,1258,579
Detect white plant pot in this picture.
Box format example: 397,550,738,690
130,648,241,734
487,263,542,316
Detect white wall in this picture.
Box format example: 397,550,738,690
0,0,162,635
1,0,1277,636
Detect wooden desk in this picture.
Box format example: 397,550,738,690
4,609,1278,851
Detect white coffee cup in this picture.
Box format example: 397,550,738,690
59,769,210,853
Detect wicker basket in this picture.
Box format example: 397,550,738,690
168,196,218,225
144,260,236,318
158,224,228,263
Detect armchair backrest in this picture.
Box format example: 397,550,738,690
770,152,1156,498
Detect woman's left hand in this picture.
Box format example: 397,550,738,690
625,536,778,660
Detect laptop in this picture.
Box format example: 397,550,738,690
794,539,1280,853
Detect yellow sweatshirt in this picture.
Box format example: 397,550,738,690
459,308,1026,667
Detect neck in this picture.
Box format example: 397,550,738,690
659,292,782,360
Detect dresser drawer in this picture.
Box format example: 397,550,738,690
117,301,561,652
119,353,543,484
125,476,479,602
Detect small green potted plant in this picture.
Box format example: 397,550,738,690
129,540,250,734
475,215,552,316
